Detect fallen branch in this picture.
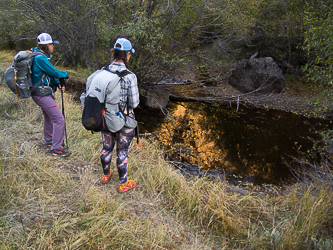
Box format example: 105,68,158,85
139,131,159,137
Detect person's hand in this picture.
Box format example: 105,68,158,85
59,77,69,92
59,84,65,92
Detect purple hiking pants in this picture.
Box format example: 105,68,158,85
32,95,65,150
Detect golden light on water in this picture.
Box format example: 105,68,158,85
156,104,234,172
138,101,322,184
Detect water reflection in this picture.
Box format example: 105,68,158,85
136,102,331,185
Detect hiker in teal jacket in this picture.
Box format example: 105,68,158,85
31,33,71,157
31,47,67,91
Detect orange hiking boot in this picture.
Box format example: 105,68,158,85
101,170,113,184
117,179,138,193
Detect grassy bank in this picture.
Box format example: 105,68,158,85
1,50,333,249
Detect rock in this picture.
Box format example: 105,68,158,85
324,144,333,153
144,86,171,109
228,57,286,94
192,170,199,176
153,76,184,84
227,185,249,195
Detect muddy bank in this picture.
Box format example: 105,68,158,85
66,75,333,120
204,83,333,120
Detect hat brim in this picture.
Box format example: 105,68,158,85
114,47,135,53
53,40,59,45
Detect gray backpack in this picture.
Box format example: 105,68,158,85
4,50,50,100
81,68,137,133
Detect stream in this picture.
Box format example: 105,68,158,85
135,101,332,186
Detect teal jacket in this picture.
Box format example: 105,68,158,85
31,47,68,93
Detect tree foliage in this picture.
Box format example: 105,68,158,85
225,0,306,74
0,0,331,85
0,0,37,47
302,1,333,85
0,0,262,81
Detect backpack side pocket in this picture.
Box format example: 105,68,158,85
82,96,107,132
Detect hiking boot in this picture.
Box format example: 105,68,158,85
117,179,138,193
50,149,71,157
45,141,52,148
101,170,113,184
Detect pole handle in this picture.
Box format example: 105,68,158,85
59,78,67,87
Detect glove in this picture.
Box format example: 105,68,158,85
51,84,58,93
59,78,67,87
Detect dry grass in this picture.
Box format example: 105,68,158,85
1,50,333,249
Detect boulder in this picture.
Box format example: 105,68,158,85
144,86,171,109
228,57,286,94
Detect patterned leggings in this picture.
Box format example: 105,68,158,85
101,126,136,184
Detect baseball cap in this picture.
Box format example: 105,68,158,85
114,38,135,53
37,33,59,45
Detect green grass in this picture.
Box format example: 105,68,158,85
0,49,333,249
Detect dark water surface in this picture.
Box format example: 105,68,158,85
135,101,332,185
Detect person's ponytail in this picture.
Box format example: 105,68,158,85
110,46,129,67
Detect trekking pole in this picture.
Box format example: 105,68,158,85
59,78,69,149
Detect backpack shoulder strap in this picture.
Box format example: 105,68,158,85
30,50,48,57
30,51,48,88
102,66,131,78
102,67,134,115
116,70,131,78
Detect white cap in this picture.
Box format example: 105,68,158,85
37,33,59,45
